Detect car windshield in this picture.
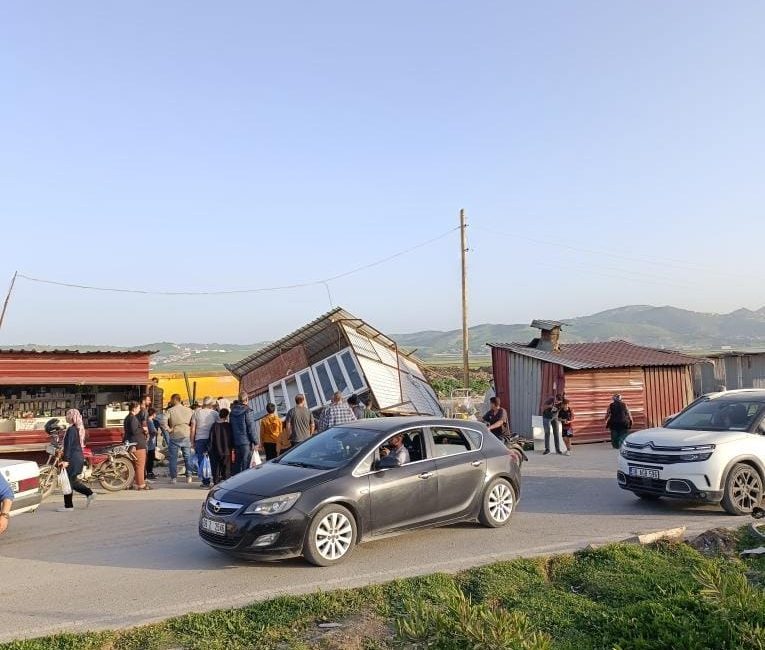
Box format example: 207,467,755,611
666,398,765,432
276,427,376,469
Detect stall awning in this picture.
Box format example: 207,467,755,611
0,350,155,386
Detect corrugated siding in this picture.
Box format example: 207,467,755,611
508,353,543,438
644,366,694,428
491,347,511,425
742,354,765,389
724,356,744,389
564,368,646,443
0,352,151,385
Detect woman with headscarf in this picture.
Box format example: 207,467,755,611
57,409,95,512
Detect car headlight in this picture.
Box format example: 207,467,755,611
243,492,301,516
619,448,629,458
677,452,713,462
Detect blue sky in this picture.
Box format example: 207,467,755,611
1,2,763,345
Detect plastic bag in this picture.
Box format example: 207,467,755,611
250,450,262,468
58,468,73,496
200,454,212,480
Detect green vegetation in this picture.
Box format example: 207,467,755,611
6,530,765,650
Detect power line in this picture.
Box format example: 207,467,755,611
16,227,459,296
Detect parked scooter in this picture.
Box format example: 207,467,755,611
38,419,137,500
501,434,529,466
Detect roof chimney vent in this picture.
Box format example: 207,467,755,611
530,320,566,352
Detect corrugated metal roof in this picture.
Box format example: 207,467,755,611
487,340,699,370
530,319,568,331
226,307,399,378
0,349,157,355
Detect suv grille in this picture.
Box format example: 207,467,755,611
621,450,690,465
199,528,239,547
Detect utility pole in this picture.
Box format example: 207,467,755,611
0,271,18,333
460,210,470,389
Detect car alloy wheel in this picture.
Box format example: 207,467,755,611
729,465,762,513
315,511,354,561
488,482,514,523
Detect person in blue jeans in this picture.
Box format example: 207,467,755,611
166,394,195,484
230,391,259,475
190,396,220,488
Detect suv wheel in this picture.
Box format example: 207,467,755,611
721,463,763,515
303,505,357,566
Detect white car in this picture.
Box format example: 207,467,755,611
1,459,42,516
617,389,765,515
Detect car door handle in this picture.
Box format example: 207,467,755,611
418,471,433,479
471,460,482,467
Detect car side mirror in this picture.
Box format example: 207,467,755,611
375,455,402,471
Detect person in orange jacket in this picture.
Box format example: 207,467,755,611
260,403,283,461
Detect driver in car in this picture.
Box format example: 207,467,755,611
380,433,410,466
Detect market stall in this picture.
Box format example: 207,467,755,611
0,349,155,461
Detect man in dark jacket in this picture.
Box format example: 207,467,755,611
606,394,633,449
230,391,259,474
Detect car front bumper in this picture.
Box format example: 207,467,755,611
198,505,311,559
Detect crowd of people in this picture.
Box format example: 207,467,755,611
117,387,377,491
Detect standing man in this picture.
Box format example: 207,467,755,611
606,394,633,449
542,396,562,455
317,392,357,432
482,396,509,441
230,392,258,474
190,396,219,488
286,394,315,447
166,393,194,484
147,378,164,414
0,473,13,536
347,395,365,420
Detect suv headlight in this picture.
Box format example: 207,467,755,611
243,492,301,516
677,452,713,462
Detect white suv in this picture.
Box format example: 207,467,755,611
617,389,765,515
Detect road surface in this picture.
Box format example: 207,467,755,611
0,444,744,642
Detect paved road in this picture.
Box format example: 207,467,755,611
0,444,744,642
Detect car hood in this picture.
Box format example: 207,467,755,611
626,427,751,448
214,461,338,498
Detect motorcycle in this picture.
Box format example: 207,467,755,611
38,419,137,500
501,434,529,466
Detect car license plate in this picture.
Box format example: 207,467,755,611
629,467,659,479
10,481,18,494
201,517,225,536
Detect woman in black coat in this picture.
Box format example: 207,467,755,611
58,409,94,512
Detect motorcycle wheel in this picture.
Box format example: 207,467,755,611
98,456,135,491
39,466,58,501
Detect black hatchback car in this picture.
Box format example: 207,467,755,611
198,417,523,565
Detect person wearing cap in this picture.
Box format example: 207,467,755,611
190,396,220,488
606,394,633,449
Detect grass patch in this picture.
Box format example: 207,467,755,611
6,530,765,649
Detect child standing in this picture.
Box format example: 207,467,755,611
558,399,574,456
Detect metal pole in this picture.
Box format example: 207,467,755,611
460,210,469,389
0,271,18,333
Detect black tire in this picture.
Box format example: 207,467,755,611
98,457,135,492
634,491,661,501
479,478,516,528
721,463,763,515
303,505,357,566
39,466,58,501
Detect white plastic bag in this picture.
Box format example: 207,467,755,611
58,468,73,496
250,450,262,468
200,454,212,480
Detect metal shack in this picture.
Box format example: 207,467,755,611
226,308,442,420
0,349,155,460
694,350,765,394
489,321,698,443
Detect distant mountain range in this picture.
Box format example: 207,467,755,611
393,305,765,359
10,305,765,371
